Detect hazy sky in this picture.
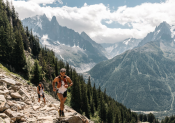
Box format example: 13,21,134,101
8,0,175,43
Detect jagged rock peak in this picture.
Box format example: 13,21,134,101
81,31,87,35
51,16,58,23
156,21,170,31
81,31,90,38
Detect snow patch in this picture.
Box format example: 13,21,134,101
74,62,96,73
57,41,60,44
105,46,114,53
60,55,64,60
72,44,85,51
41,35,50,46
123,38,131,45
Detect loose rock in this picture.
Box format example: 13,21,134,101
11,92,22,99
0,95,6,112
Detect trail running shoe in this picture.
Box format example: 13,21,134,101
58,110,61,117
62,110,65,117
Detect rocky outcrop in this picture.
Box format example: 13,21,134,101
0,72,93,123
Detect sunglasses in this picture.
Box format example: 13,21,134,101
61,71,66,73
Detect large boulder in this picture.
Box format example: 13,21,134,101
32,105,40,111
0,113,9,119
10,92,22,99
0,90,6,96
19,87,31,100
0,95,6,112
9,85,21,92
16,82,22,86
3,103,10,111
4,109,24,121
4,109,13,117
0,78,16,86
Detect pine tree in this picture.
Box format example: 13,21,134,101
70,69,81,113
87,76,92,104
107,105,113,123
0,3,14,64
98,91,106,122
92,83,98,110
32,60,41,85
81,83,90,118
13,28,27,72
55,61,59,76
90,96,95,116
66,62,70,76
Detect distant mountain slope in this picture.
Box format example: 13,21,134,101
101,38,141,59
22,14,107,72
138,21,174,47
87,22,175,111
80,32,109,58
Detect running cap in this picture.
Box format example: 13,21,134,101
60,68,66,73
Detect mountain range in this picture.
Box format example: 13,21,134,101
22,14,108,72
101,38,141,59
85,22,175,111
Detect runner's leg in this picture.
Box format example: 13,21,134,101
43,94,46,104
62,97,67,109
57,93,64,110
38,94,40,102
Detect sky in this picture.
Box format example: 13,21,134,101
7,0,175,43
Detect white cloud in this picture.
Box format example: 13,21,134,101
105,20,113,24
11,0,175,43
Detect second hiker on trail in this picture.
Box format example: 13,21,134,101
37,82,46,105
52,68,73,117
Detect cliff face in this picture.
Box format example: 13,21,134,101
0,68,92,123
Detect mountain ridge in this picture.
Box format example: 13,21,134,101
101,38,142,59
22,14,108,72
86,21,175,112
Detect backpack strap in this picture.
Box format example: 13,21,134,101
38,85,43,91
58,75,67,84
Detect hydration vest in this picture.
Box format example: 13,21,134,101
57,75,68,88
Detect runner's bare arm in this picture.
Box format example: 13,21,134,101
52,77,57,91
67,76,73,87
37,86,39,94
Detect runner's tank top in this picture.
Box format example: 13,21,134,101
58,80,67,94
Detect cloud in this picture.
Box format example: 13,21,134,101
105,20,113,24
11,0,175,43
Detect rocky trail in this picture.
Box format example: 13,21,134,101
0,71,92,123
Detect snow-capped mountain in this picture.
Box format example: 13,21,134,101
22,14,107,72
101,38,141,59
86,21,175,111
138,21,175,47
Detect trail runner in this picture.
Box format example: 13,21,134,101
52,68,73,117
37,82,46,105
